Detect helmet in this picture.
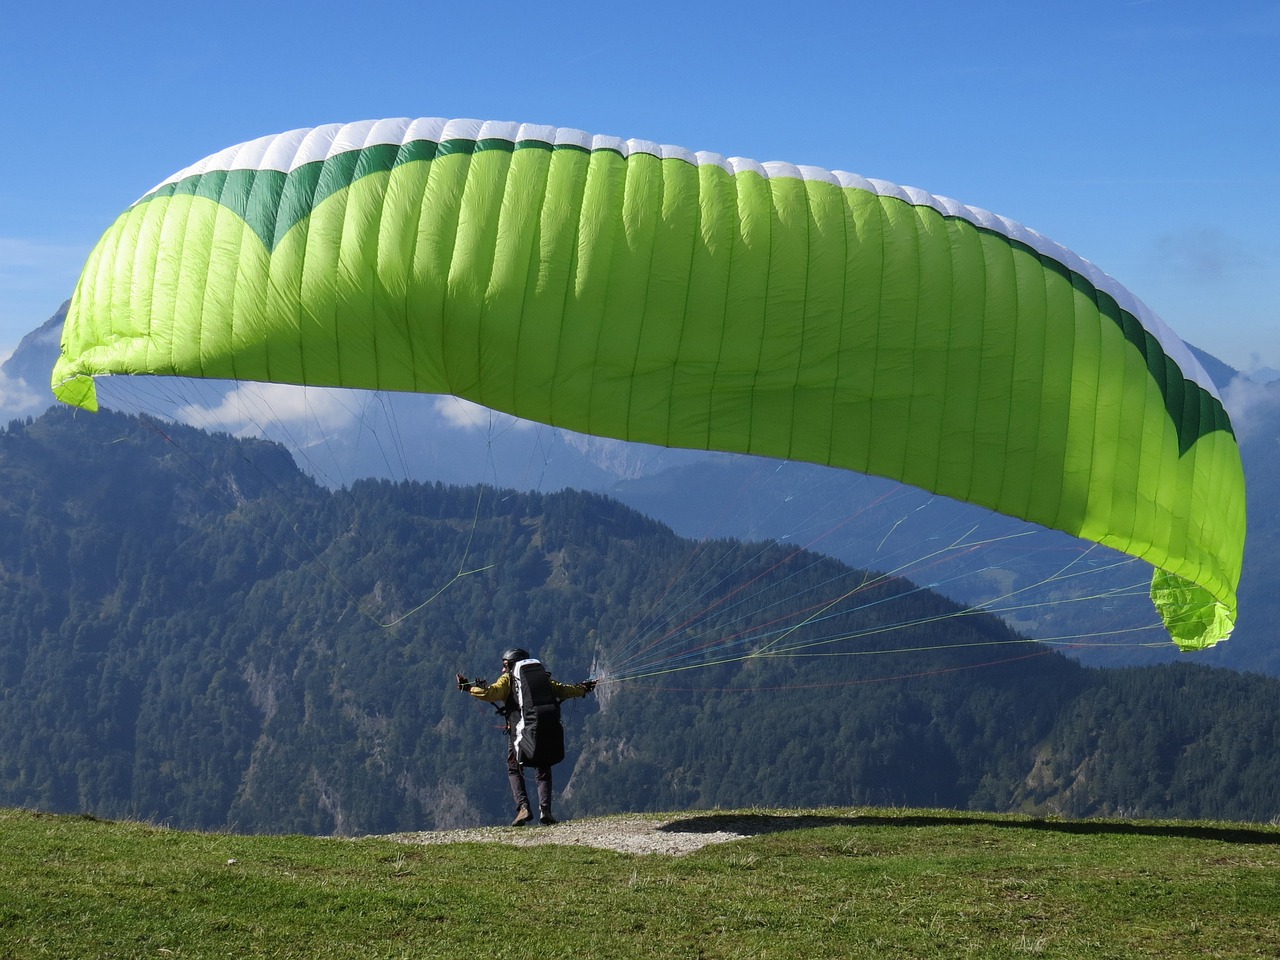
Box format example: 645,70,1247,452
502,648,530,665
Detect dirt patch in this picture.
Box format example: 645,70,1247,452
383,811,859,856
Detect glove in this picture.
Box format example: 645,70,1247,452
581,679,598,693
456,674,468,691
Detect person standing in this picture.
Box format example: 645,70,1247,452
458,648,595,825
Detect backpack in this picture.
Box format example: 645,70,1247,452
510,658,565,767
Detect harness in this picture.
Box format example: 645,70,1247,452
505,658,567,767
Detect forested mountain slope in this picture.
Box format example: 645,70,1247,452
0,408,1276,834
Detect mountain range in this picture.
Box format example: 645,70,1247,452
2,404,1279,832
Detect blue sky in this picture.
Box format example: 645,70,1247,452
3,0,1277,376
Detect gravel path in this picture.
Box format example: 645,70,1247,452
384,811,857,856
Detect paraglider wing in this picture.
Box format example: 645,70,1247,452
52,117,1245,650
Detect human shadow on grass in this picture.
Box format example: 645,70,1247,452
657,811,1280,846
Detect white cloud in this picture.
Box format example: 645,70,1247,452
432,396,534,433
0,360,53,421
175,382,361,437
1221,375,1280,442
0,388,47,419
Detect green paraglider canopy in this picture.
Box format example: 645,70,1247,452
53,117,1245,649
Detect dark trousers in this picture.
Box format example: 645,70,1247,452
507,740,552,813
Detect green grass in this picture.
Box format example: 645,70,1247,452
2,807,1278,959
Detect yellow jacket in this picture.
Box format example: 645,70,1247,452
468,672,589,703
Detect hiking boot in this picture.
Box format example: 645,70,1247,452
512,805,532,826
539,808,557,826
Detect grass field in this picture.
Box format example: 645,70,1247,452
2,806,1278,959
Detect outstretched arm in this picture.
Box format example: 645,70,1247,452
459,673,511,703
551,678,596,699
